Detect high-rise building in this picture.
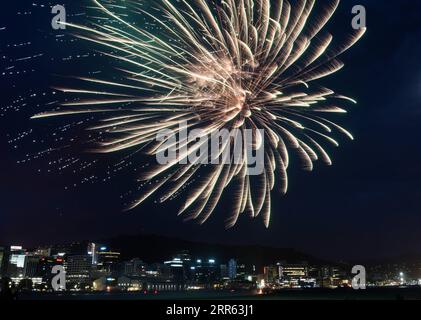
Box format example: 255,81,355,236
278,261,309,281
123,258,147,277
87,242,99,265
174,251,191,264
316,266,348,288
24,256,41,278
237,263,247,280
65,255,92,285
39,256,64,285
228,259,237,280
7,246,26,278
97,248,120,272
0,246,9,278
220,264,228,279
87,243,120,273
263,265,279,283
194,258,218,286
164,257,186,286
96,247,120,274
175,251,195,281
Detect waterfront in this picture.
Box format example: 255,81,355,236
17,287,421,301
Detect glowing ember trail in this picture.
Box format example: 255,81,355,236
33,0,365,228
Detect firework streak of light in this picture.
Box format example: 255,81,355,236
32,0,365,228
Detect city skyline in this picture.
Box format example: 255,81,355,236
2,237,420,295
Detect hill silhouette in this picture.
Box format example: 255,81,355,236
99,233,330,269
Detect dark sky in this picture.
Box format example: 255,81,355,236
1,0,421,261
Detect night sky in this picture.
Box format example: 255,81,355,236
1,0,421,261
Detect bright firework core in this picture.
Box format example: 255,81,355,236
187,57,252,123
32,0,365,228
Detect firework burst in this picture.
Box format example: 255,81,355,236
32,0,365,228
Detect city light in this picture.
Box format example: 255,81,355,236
2,241,421,297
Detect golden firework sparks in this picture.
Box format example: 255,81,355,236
33,0,365,228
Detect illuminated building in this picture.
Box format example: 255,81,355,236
116,275,183,292
228,259,237,280
143,263,161,278
194,258,218,287
96,247,121,274
278,261,309,280
164,257,186,287
7,246,26,279
34,247,52,257
174,251,194,281
0,246,9,278
144,280,180,292
174,251,191,264
161,251,195,285
237,263,248,280
117,275,143,291
39,256,64,285
24,255,40,278
263,265,279,283
65,255,92,286
123,258,147,277
115,275,181,292
330,266,349,287
220,264,228,279
87,242,99,265
317,266,349,288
